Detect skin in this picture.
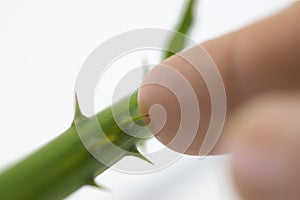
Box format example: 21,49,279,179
138,2,300,200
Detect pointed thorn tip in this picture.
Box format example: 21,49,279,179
73,93,87,123
134,153,153,165
87,180,110,192
129,146,153,165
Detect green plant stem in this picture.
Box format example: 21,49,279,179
0,0,197,199
0,91,141,200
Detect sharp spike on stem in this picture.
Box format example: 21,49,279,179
87,179,110,192
131,114,149,123
128,145,153,165
132,153,153,165
73,93,88,123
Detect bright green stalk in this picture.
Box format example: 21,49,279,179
0,0,197,199
0,92,142,200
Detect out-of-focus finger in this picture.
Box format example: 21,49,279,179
223,93,300,200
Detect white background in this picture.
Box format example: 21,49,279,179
0,0,295,199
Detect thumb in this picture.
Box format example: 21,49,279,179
225,94,300,200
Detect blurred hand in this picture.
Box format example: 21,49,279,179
139,2,300,200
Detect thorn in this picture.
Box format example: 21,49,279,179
87,179,110,192
129,145,153,165
131,152,153,165
131,114,149,123
72,93,88,124
74,94,83,119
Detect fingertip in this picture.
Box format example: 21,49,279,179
138,48,215,155
138,59,182,146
